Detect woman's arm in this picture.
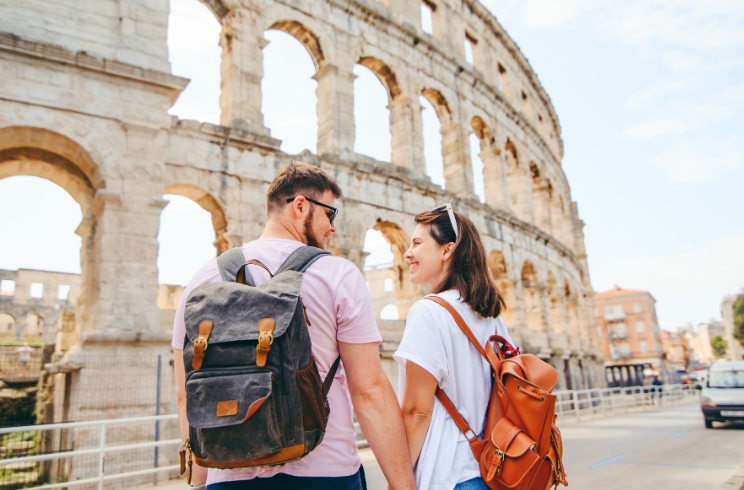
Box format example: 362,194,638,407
400,360,439,466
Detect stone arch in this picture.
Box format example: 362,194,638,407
358,57,401,102
371,220,417,318
164,184,229,253
521,260,544,331
24,313,44,339
565,279,580,337
504,139,534,224
0,127,100,213
547,271,566,334
488,249,517,326
471,116,495,149
530,161,552,234
0,312,16,338
268,20,324,70
421,88,453,126
504,138,519,169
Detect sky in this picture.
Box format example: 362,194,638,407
0,0,742,330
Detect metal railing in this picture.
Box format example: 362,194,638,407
0,414,180,490
554,383,697,421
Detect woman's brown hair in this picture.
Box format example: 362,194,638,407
415,208,506,318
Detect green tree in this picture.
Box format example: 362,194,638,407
734,294,744,347
710,335,727,358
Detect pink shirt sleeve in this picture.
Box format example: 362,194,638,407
171,258,222,350
334,262,382,344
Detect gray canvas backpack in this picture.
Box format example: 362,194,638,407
179,245,340,481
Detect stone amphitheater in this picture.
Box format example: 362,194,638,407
0,0,605,415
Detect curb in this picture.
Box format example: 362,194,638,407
719,465,744,490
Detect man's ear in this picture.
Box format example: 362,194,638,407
289,196,307,218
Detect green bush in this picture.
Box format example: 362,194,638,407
734,294,744,347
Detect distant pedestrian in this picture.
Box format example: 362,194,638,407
652,375,663,400
16,343,33,376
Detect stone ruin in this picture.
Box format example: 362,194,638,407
0,0,605,485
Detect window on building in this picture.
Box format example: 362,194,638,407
30,283,43,299
640,341,648,353
609,344,620,360
636,321,645,333
464,33,476,65
620,342,631,358
617,323,627,337
0,280,15,296
498,63,507,92
633,303,641,313
380,304,400,321
384,278,394,292
605,305,613,315
420,1,434,34
58,285,71,301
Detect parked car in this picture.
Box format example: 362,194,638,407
700,360,744,429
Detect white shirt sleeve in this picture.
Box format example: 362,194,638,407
393,301,450,386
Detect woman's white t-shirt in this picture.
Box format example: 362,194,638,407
394,290,514,490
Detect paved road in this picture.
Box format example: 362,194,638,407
361,403,743,490
560,403,743,490
144,404,742,490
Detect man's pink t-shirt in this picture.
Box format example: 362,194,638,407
171,238,381,483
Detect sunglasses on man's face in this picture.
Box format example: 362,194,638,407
287,197,338,225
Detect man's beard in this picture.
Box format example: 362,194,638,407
303,212,324,249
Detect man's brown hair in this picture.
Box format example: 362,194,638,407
266,161,343,215
415,208,506,318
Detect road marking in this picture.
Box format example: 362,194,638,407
671,430,688,438
617,461,736,470
588,455,626,469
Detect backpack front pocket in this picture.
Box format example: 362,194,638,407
187,370,283,463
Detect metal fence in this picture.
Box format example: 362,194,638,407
554,383,698,421
0,415,180,490
0,354,178,489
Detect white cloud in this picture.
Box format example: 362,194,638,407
649,140,743,183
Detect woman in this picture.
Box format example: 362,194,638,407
394,204,518,490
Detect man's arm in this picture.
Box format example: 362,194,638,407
175,349,207,486
339,342,416,490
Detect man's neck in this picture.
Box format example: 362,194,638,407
258,218,307,244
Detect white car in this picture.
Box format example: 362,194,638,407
700,360,744,429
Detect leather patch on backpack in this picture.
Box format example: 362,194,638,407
216,400,239,417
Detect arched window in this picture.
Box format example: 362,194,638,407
157,194,216,286
262,29,318,154
0,176,82,274
353,64,392,162
167,0,222,124
419,95,444,188
380,304,400,321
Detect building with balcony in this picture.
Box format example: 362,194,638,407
594,287,665,386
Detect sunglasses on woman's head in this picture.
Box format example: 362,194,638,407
432,202,458,240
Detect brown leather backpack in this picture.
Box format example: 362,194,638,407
426,297,568,490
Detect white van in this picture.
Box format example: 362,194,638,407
700,360,744,429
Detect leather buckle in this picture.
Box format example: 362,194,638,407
258,331,274,348
194,337,208,354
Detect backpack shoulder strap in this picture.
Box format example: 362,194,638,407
424,296,488,360
216,246,254,285
275,245,331,275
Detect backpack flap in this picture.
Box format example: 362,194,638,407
482,418,540,486
187,371,272,429
184,271,303,346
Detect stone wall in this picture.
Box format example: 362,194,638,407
0,0,604,416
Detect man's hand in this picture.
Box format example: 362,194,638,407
339,342,416,490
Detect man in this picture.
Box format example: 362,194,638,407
16,342,33,376
173,162,416,489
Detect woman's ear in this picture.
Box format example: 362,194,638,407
442,242,456,261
